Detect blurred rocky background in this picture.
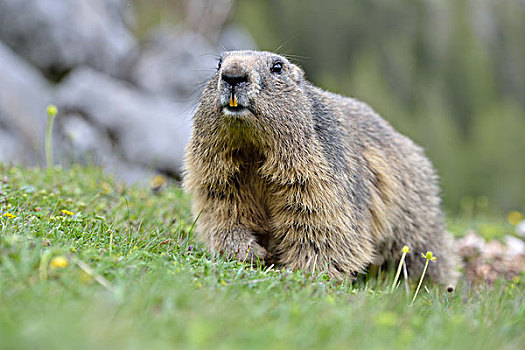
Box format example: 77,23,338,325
0,0,524,217
0,0,253,183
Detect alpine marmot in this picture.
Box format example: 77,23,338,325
183,50,459,290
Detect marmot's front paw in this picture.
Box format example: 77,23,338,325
223,240,268,264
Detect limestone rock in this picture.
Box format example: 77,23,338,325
131,27,217,100
0,42,53,164
55,67,192,181
0,0,137,78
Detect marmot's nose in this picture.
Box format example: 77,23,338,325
221,66,248,87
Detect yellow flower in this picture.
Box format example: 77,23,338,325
61,209,74,216
46,104,58,117
2,212,16,219
402,245,410,253
149,174,168,192
50,256,68,269
421,251,437,262
507,211,523,226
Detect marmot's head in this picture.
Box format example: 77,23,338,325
214,51,304,117
194,50,314,152
197,51,307,123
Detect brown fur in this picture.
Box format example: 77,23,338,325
183,50,459,289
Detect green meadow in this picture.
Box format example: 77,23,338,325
1,165,524,349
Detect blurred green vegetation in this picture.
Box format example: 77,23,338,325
233,0,525,214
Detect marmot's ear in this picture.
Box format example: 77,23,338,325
290,64,304,83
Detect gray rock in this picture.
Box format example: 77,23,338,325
504,235,525,258
218,24,258,51
56,112,160,184
55,67,192,181
55,113,114,165
516,220,525,238
0,42,53,164
0,0,137,78
0,129,23,164
131,27,218,100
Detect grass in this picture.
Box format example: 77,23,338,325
1,165,524,349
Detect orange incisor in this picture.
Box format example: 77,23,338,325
229,94,238,107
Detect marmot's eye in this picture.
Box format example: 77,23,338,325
217,58,222,71
271,61,283,74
